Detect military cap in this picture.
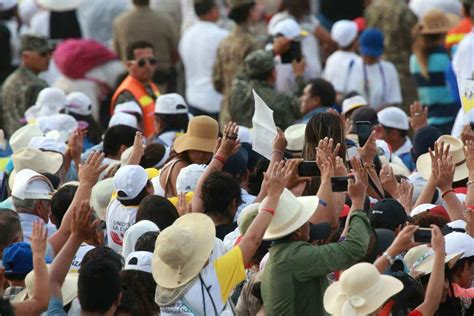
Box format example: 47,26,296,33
228,0,255,10
20,35,53,53
244,49,275,78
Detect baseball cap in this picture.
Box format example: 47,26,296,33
176,164,206,194
223,147,249,176
28,136,67,154
109,112,138,129
445,232,474,259
66,92,92,116
125,251,153,273
377,107,409,131
155,93,188,115
115,101,142,116
369,199,408,231
359,28,384,57
342,95,367,115
20,34,53,54
25,87,67,122
114,165,148,201
410,203,437,217
12,169,55,200
3,242,33,275
331,20,358,48
271,18,308,40
412,126,442,162
36,114,78,143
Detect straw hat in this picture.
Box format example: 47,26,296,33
90,178,115,220
9,124,43,152
284,124,306,152
152,213,215,289
416,135,468,182
403,244,462,275
13,267,78,305
9,147,64,190
323,262,403,316
238,203,260,235
263,189,319,240
173,116,218,154
414,9,459,35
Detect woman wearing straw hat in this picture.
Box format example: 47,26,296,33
410,9,460,134
152,160,289,315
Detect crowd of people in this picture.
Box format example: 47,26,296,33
2,0,474,315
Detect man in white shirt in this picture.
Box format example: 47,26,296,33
178,0,229,119
345,28,402,110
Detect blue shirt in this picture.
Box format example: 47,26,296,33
47,296,67,316
300,107,330,124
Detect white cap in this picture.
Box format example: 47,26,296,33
36,114,78,143
109,112,138,129
176,164,206,194
410,203,437,217
66,92,92,116
29,87,67,120
271,18,308,40
155,93,188,115
284,124,306,152
9,124,43,152
0,0,17,11
377,107,409,131
445,232,474,259
122,220,159,258
113,165,148,200
331,20,358,48
28,136,67,154
90,178,114,220
342,95,367,115
125,251,153,273
447,219,467,232
115,101,142,117
12,169,54,200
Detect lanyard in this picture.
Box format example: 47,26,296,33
363,62,387,106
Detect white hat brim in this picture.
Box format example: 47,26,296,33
416,152,469,182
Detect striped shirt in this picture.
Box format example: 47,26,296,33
410,47,460,125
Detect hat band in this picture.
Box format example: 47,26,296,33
267,205,303,236
455,159,466,167
339,279,384,316
412,249,434,271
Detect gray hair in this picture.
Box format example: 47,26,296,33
12,196,37,214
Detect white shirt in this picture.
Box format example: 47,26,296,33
393,138,413,157
105,198,138,253
345,59,402,109
323,51,361,93
19,213,57,242
69,244,95,272
178,20,228,113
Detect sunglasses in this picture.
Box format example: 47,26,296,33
133,57,158,67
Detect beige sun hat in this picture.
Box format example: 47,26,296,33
90,177,115,220
414,9,459,35
403,244,463,275
323,262,403,316
284,124,306,152
152,213,216,289
416,135,468,182
263,188,319,240
238,203,260,235
173,116,218,154
9,147,64,190
13,267,78,305
9,124,44,152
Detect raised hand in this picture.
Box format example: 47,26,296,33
78,151,107,186
334,156,348,177
461,124,474,144
127,131,146,165
216,122,241,159
264,160,288,198
409,101,428,132
272,127,287,154
397,178,414,214
380,164,399,198
67,128,86,165
71,200,100,241
348,157,368,207
316,137,341,167
387,225,419,256
284,159,311,189
359,131,377,163
316,151,334,183
463,140,474,173
434,154,455,192
30,220,48,257
430,225,445,255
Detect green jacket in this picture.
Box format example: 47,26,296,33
261,211,371,316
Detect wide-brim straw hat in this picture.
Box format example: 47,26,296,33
417,135,468,182
414,9,459,35
152,213,215,289
36,0,80,12
13,267,78,305
403,244,463,275
284,123,306,152
9,147,64,190
263,189,319,240
324,262,403,316
173,116,218,154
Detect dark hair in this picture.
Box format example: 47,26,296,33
80,246,124,271
381,125,408,138
50,185,78,229
140,143,166,168
119,182,151,207
135,231,159,252
125,41,154,61
390,272,424,316
69,113,103,145
40,172,61,189
228,2,256,24
248,158,269,196
0,297,14,316
413,212,448,228
5,272,28,281
202,172,243,220
413,33,444,79
285,0,310,21
120,270,159,315
194,0,216,16
136,195,179,230
0,209,21,250
103,125,138,157
132,0,149,6
78,260,121,313
349,107,378,133
451,257,474,279
307,79,336,106
115,289,140,315
155,113,189,134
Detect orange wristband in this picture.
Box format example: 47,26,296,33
261,207,275,216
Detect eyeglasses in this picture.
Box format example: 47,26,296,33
131,57,158,67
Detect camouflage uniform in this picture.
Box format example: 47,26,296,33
365,0,419,110
229,50,303,130
1,35,51,136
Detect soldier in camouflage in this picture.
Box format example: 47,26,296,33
229,49,304,130
365,0,419,111
1,35,51,136
212,0,264,128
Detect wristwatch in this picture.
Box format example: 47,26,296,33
382,251,395,265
